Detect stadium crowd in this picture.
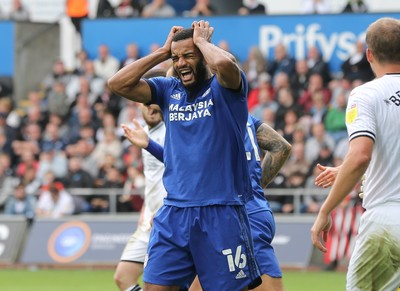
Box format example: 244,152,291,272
0,0,375,218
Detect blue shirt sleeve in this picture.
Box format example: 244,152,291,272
143,76,174,110
250,114,262,131
145,138,164,163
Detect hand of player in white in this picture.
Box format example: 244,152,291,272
314,163,339,188
121,119,149,149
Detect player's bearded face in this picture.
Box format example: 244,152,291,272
172,39,207,90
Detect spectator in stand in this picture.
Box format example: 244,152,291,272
63,156,93,213
41,59,73,94
238,0,267,15
182,0,216,17
0,117,14,158
260,107,276,128
47,81,70,119
94,153,122,187
98,82,122,119
282,141,310,179
36,182,75,218
121,43,140,68
341,0,368,13
141,0,176,18
304,122,335,164
300,0,331,14
274,87,303,131
115,0,142,18
68,102,99,144
306,46,331,85
4,182,36,219
72,50,89,75
0,154,19,210
93,44,120,80
68,76,101,107
267,43,296,82
96,0,116,18
66,0,88,35
65,125,95,157
101,166,126,212
341,40,374,83
95,111,123,142
272,71,291,99
9,0,30,21
309,91,328,125
283,171,306,213
247,72,274,112
12,122,42,158
121,165,145,213
242,45,268,89
324,91,348,144
290,59,310,100
68,60,105,100
35,144,68,187
276,109,299,144
87,127,123,171
251,82,278,121
298,73,331,114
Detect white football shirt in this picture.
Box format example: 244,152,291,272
346,74,400,209
140,121,167,232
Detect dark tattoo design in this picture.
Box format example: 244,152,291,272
256,123,292,188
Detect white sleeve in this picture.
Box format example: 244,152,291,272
345,87,376,142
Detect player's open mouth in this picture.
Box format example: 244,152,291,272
180,69,193,82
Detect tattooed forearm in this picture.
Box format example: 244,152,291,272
256,123,292,188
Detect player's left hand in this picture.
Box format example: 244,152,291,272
192,20,214,44
310,212,332,253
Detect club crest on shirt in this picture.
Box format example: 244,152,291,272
346,103,358,124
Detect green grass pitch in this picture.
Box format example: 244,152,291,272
0,269,346,291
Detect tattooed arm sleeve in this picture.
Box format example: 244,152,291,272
256,123,292,188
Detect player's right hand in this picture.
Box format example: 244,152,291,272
315,163,340,188
310,212,332,253
162,26,184,56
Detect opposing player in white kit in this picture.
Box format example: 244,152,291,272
114,102,166,291
311,17,400,291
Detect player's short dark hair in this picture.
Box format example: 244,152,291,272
173,29,194,42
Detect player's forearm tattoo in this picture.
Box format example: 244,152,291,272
256,123,292,188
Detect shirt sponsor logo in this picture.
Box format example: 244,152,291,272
169,99,214,122
346,103,358,124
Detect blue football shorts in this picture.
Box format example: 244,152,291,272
248,209,282,278
143,204,261,290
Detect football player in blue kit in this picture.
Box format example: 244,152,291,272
109,21,261,290
123,113,292,291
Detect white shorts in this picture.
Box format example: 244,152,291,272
120,227,151,263
346,203,400,291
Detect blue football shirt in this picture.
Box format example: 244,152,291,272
145,72,252,207
244,115,271,215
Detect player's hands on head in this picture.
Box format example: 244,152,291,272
315,163,339,188
121,119,149,149
192,20,214,44
310,212,332,253
162,25,184,57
